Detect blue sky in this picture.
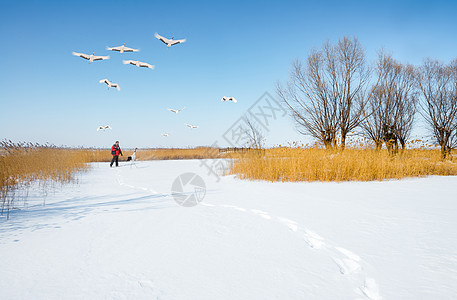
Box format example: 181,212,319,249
1,0,456,148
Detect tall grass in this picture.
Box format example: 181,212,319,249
229,147,457,182
136,147,220,160
0,142,92,218
72,147,221,161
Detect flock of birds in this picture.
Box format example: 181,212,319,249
72,33,237,136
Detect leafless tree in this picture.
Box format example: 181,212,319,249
361,85,393,150
243,116,265,149
362,54,417,152
333,37,376,149
277,52,339,149
395,64,417,150
278,37,383,150
416,58,457,158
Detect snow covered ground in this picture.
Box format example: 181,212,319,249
1,160,457,300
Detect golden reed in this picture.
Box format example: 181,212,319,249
229,147,457,182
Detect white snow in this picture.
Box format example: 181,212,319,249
1,160,457,299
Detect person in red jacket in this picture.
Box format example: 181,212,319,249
110,141,123,167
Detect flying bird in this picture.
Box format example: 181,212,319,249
221,96,237,103
154,33,186,49
72,52,109,64
185,123,198,129
167,107,185,114
106,43,139,54
123,60,155,69
97,125,112,131
162,133,170,137
99,79,120,91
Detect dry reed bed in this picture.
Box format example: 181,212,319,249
1,146,86,189
1,143,90,217
136,147,220,160
230,147,457,182
80,147,221,161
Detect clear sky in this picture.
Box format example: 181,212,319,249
1,0,456,148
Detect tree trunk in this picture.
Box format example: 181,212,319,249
386,140,397,156
340,132,347,151
375,140,383,151
441,144,447,159
440,132,452,159
323,139,332,149
386,142,392,154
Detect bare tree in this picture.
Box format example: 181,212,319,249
277,52,339,149
416,58,457,158
395,63,417,150
243,116,265,149
278,37,382,150
361,53,417,152
361,53,395,150
332,37,375,149
361,85,394,150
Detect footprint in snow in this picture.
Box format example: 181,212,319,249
277,216,297,225
304,236,325,249
276,217,299,232
303,229,325,249
251,209,272,220
286,223,298,232
232,207,246,212
336,246,361,262
332,257,361,275
331,246,362,275
359,278,382,300
137,279,155,290
221,204,247,212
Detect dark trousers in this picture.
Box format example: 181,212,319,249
110,155,119,167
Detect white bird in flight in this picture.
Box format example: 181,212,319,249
167,107,185,114
162,133,170,137
221,96,237,103
185,123,198,129
72,52,110,64
97,125,112,131
123,60,155,69
106,43,139,54
99,79,120,91
154,33,186,49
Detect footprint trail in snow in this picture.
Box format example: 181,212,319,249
116,171,381,300
206,203,382,300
